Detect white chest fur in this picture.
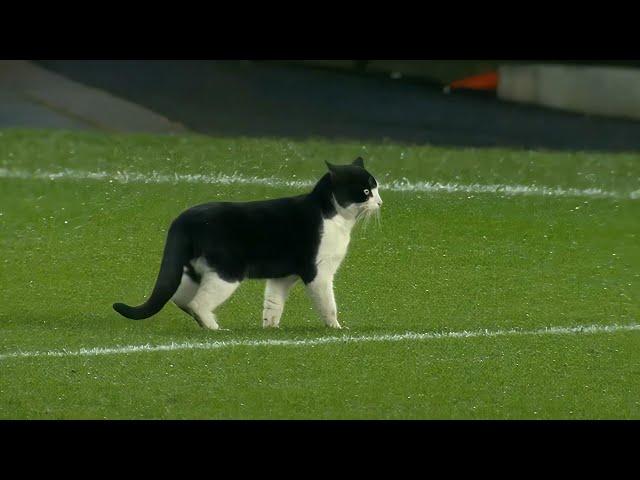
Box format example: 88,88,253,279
315,215,354,275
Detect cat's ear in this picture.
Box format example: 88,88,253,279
325,161,338,176
352,157,365,168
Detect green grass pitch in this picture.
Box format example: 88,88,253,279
1,129,639,419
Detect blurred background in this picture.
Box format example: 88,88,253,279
2,59,640,151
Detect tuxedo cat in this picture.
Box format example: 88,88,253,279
113,157,382,330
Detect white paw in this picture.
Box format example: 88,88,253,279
198,314,220,330
262,315,280,328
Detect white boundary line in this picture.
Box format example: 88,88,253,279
1,323,638,361
1,167,638,200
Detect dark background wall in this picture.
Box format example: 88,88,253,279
35,60,640,152
280,60,640,85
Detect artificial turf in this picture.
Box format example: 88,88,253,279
0,129,638,419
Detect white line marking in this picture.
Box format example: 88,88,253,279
1,167,638,200
1,323,638,361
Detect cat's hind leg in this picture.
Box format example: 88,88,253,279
187,271,240,330
263,275,298,328
172,272,202,325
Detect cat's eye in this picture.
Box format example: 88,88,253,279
364,189,370,196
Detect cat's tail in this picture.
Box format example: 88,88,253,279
113,221,191,320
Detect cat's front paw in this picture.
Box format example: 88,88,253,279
263,317,280,328
327,321,343,329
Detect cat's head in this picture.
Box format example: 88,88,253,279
325,157,382,218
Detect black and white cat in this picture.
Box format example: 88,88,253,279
113,157,382,330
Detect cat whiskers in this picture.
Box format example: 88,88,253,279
357,206,379,231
